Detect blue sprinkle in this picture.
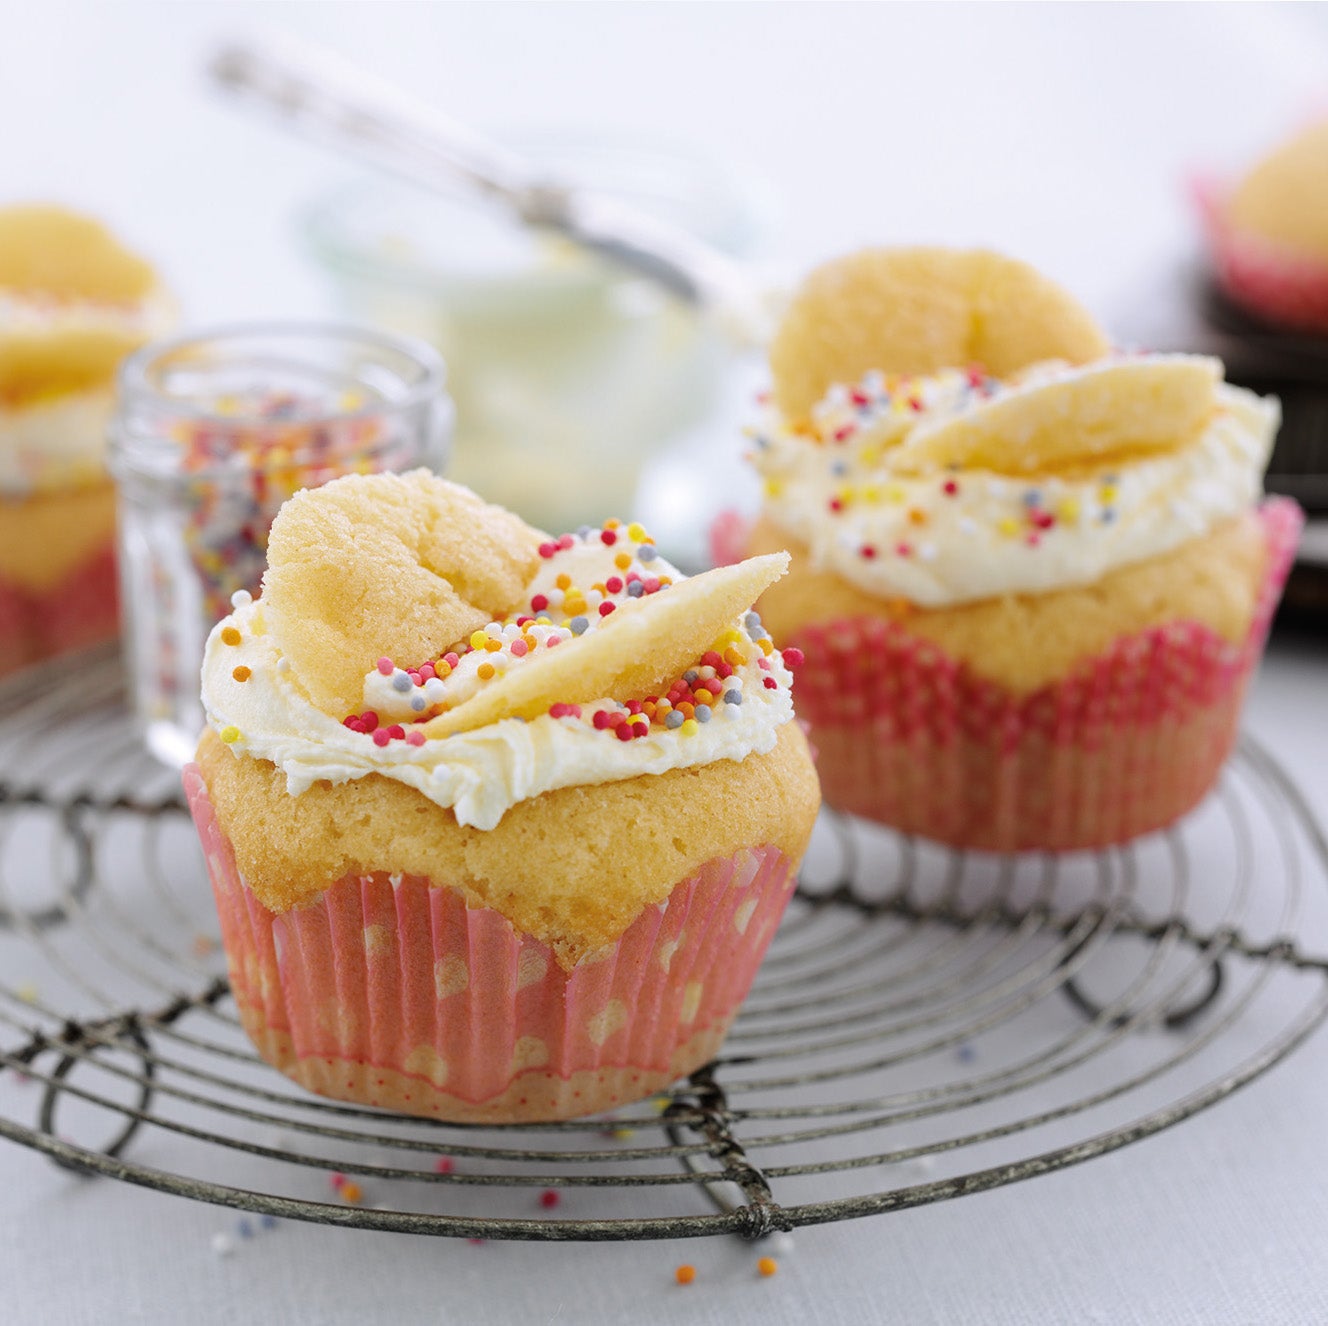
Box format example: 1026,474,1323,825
695,705,712,723
744,611,763,634
683,670,698,684
1102,473,1119,484
1022,489,1042,508
626,581,645,598
957,1043,976,1064
392,672,412,693
569,616,589,635
754,435,770,450
830,460,848,477
259,1214,278,1231
724,690,742,705
410,696,426,712
1101,508,1117,524
577,525,594,539
236,1218,253,1239
664,710,685,729
638,545,658,563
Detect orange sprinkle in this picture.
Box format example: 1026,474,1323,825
675,1265,696,1285
679,702,696,719
604,518,622,530
340,1182,363,1204
757,1256,778,1278
220,627,242,646
614,552,632,570
556,573,572,590
231,666,252,683
477,662,496,681
907,507,928,525
484,638,503,653
723,647,746,667
659,576,673,587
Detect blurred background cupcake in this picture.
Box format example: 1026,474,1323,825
0,205,171,675
734,247,1300,852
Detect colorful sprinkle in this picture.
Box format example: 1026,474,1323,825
675,1265,697,1286
219,725,241,744
220,627,242,647
757,1256,778,1278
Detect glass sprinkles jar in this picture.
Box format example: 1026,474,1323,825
110,323,451,766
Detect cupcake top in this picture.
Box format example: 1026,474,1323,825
0,205,172,492
748,247,1279,608
202,470,802,832
1224,119,1328,263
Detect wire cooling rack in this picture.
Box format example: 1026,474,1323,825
1,645,1326,1242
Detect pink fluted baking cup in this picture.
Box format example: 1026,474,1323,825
0,540,118,679
1194,176,1328,334
771,500,1301,851
185,771,798,1121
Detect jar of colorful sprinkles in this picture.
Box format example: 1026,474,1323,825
110,323,451,766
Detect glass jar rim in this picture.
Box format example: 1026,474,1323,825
115,319,447,428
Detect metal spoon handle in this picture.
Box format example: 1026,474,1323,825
208,36,770,336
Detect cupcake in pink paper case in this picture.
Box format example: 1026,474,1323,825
0,205,172,675
186,470,818,1122
1195,119,1328,335
736,247,1300,853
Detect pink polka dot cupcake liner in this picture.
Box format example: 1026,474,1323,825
785,499,1301,851
1194,176,1328,334
184,770,799,1122
0,539,118,678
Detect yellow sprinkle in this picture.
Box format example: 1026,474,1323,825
759,638,774,656
762,478,784,499
17,983,38,1005
680,719,699,737
1099,484,1118,504
884,484,906,504
338,391,365,412
592,582,607,595
1057,497,1081,524
860,484,882,504
220,726,241,744
658,576,673,587
997,516,1021,537
469,630,489,650
231,666,251,683
627,522,647,542
221,626,242,646
477,663,496,681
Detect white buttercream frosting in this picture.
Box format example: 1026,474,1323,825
202,531,796,831
0,390,114,495
748,358,1279,607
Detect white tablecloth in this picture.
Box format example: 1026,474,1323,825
3,4,1328,1321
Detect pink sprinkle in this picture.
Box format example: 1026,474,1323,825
615,724,634,741
406,731,425,747
330,1172,346,1190
372,729,391,747
783,648,805,669
434,1157,454,1175
407,670,421,685
376,657,394,676
833,424,854,442
643,578,660,593
605,576,624,594
530,594,549,612
546,634,562,647
419,663,435,682
1031,510,1055,530
1026,532,1042,547
510,640,529,657
860,544,877,560
539,1190,560,1209
942,479,959,497
895,542,913,558
443,654,459,669
763,676,778,689
361,711,379,732
593,710,613,730
538,542,557,559
385,724,405,740
601,529,618,546
557,533,575,549
599,602,615,617
758,657,772,671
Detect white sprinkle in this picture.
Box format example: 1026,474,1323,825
210,1233,235,1257
957,516,976,535
918,543,938,561
276,658,290,674
230,590,252,609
